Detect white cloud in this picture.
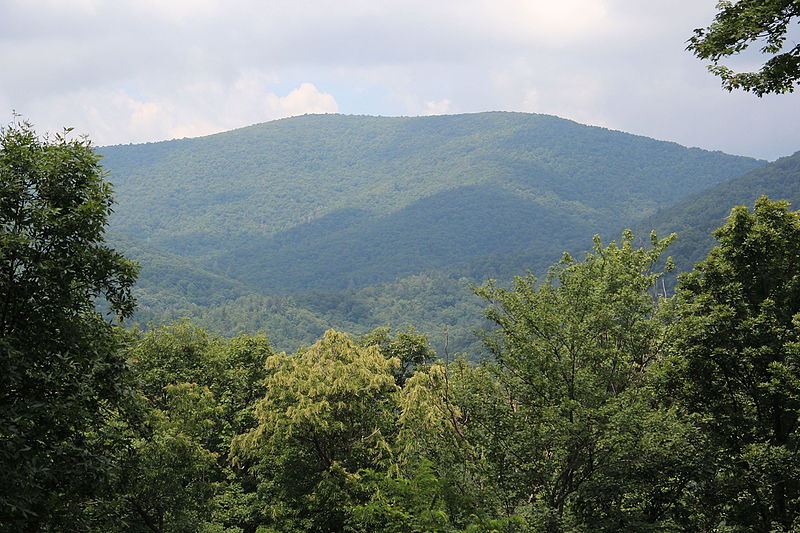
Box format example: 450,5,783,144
475,0,611,45
1,0,799,158
20,80,338,145
265,82,339,118
422,99,453,116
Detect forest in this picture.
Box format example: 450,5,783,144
4,3,800,529
98,111,767,356
2,117,800,532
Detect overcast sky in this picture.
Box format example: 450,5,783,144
2,0,798,160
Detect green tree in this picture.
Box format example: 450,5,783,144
0,119,138,530
232,329,400,532
94,322,273,533
398,358,523,528
688,0,800,95
397,232,699,532
358,325,435,385
469,231,695,531
108,385,223,533
664,196,800,531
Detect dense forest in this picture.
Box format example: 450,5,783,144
98,112,766,354
120,147,800,357
5,1,800,531
2,118,800,532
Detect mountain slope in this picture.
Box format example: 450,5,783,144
637,150,800,275
100,112,764,294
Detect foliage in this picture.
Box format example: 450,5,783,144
688,0,800,95
469,231,691,530
392,231,705,532
95,113,767,363
0,119,138,530
357,325,436,385
91,322,273,533
635,149,800,293
232,330,400,532
131,268,492,358
6,114,800,532
662,196,800,530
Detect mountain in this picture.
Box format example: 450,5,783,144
99,112,764,297
94,112,774,351
637,150,800,276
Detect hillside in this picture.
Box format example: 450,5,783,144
100,112,764,297
637,150,800,277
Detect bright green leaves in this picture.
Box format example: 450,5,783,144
5,117,798,533
466,231,685,530
232,329,401,531
358,325,435,385
688,0,800,95
245,329,399,463
476,230,675,408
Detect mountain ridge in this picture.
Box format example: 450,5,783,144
98,111,764,292
96,112,774,351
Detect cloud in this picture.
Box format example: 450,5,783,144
266,82,339,118
474,0,611,45
1,0,799,158
19,79,338,145
422,99,453,116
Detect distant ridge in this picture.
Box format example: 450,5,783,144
637,150,800,275
98,112,764,295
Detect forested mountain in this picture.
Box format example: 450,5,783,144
637,150,800,276
101,112,762,293
98,112,766,350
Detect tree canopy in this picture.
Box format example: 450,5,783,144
689,0,800,95
0,119,138,529
663,196,800,530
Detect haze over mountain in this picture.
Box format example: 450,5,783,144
98,111,770,350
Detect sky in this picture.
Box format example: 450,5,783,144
1,0,798,160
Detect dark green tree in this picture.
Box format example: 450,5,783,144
688,0,800,95
664,196,800,531
0,119,138,530
91,322,273,533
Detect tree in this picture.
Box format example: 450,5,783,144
688,0,800,95
0,119,138,530
664,196,800,530
232,329,400,532
467,231,695,531
91,322,274,533
357,325,435,385
396,232,701,531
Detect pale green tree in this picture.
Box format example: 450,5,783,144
232,329,400,532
